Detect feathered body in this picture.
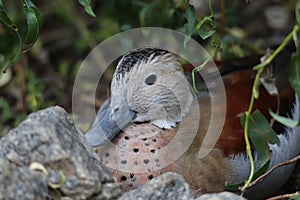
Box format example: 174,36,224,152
85,47,300,199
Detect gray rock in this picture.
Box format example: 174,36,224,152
0,106,122,199
0,157,48,200
119,172,194,200
196,192,246,200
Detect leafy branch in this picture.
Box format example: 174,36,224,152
185,0,300,194
0,0,95,71
241,24,299,191
184,0,221,55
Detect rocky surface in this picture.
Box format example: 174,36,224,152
118,172,194,200
196,192,246,200
0,106,121,199
0,157,48,199
118,172,246,200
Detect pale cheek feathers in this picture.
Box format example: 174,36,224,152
127,86,192,129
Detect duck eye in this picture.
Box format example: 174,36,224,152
144,74,157,86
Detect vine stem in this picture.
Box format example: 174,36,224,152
191,58,210,93
241,24,299,192
208,0,214,17
254,25,299,70
241,67,263,191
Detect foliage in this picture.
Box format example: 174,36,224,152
183,0,300,192
241,110,280,166
184,0,221,55
0,0,94,71
78,0,96,17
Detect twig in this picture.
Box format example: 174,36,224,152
266,191,300,200
247,155,300,188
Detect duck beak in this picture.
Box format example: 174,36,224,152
84,99,136,147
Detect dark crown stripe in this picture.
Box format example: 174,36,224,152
115,47,170,79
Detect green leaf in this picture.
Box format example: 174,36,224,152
23,0,43,29
0,6,17,30
289,193,300,200
0,2,22,70
241,110,280,166
270,110,298,128
0,0,43,70
23,8,38,44
184,3,195,46
23,0,44,44
78,0,96,17
289,49,300,115
196,16,216,40
0,33,21,71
